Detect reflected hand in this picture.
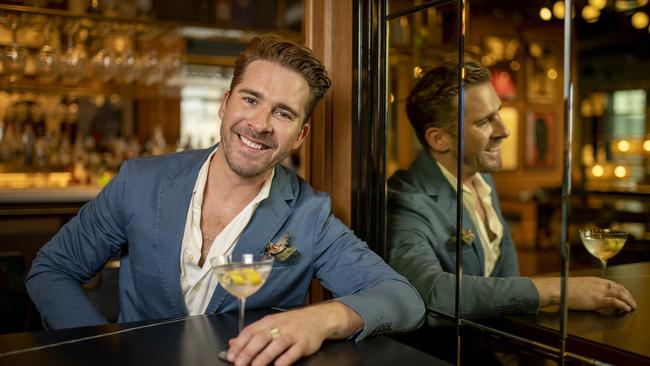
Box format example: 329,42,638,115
532,276,637,312
225,301,363,366
567,276,637,312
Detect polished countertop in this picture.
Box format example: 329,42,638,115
0,310,448,366
488,262,650,365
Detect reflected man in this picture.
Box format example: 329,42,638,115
387,58,636,323
26,35,425,366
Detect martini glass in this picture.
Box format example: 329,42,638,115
213,254,274,331
213,254,274,361
579,228,628,279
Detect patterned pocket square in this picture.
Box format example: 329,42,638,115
448,228,475,246
264,233,299,262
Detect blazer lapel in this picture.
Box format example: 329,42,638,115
206,165,294,313
414,152,485,276
463,210,485,276
155,147,214,316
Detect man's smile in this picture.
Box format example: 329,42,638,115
238,134,271,151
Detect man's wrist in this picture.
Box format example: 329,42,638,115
531,277,561,308
308,300,364,340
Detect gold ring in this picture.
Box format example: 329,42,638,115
269,327,281,340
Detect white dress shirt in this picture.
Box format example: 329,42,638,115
437,162,504,276
180,148,274,315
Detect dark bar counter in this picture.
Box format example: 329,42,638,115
488,262,650,365
0,309,448,366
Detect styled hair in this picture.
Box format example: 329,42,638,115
230,34,331,123
406,57,491,149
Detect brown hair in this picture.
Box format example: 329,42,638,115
406,57,491,149
230,34,331,123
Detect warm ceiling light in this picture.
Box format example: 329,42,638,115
589,0,607,10
547,68,558,80
529,43,543,58
510,60,520,71
617,139,630,152
615,0,634,11
592,164,604,177
553,1,565,19
582,5,601,22
640,0,649,6
643,139,650,151
481,55,494,66
632,12,649,29
540,7,553,21
413,66,423,78
614,165,627,178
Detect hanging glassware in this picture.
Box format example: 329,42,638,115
2,18,28,83
59,21,87,85
34,20,61,84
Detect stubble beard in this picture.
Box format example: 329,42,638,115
464,151,502,174
221,132,288,178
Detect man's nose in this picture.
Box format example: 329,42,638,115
248,108,273,133
492,115,510,139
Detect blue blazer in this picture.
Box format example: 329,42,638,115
387,151,539,322
27,146,424,339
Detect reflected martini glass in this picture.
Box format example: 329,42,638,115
579,228,628,279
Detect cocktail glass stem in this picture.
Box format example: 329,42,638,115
238,297,246,333
601,260,607,279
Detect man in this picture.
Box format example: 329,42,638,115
26,35,425,366
387,58,636,324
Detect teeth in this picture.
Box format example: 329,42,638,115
239,135,265,150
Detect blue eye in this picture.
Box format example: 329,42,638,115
276,110,293,120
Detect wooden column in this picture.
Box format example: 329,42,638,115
303,0,353,303
303,0,353,225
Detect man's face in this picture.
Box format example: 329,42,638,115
451,82,510,175
218,60,310,178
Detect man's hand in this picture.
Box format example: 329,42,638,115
531,276,637,312
225,301,363,366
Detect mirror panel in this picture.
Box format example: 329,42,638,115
386,1,458,177
383,1,649,364
384,1,565,363
566,2,650,362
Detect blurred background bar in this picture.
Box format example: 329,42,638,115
0,0,305,334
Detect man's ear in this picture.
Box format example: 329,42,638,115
424,126,452,153
291,122,311,150
218,90,230,120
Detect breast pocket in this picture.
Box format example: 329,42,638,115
270,252,301,268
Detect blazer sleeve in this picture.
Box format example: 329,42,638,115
310,198,425,340
387,190,540,323
25,161,129,329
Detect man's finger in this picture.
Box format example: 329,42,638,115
613,284,637,309
273,343,304,366
228,321,271,359
251,335,293,366
231,332,272,366
603,297,632,312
